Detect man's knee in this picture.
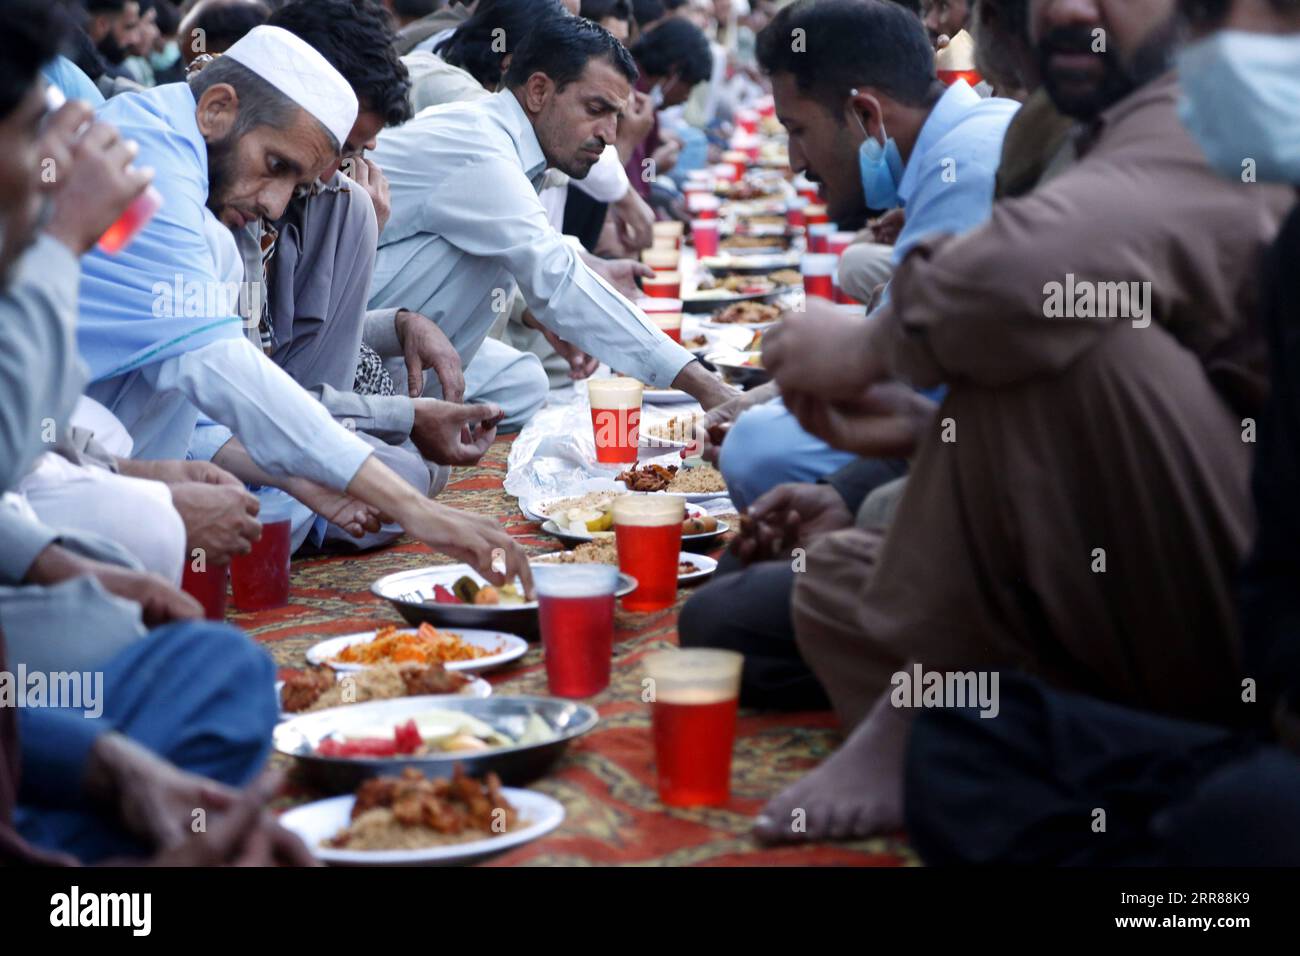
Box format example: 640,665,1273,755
719,402,797,509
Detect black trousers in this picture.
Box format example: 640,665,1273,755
905,672,1300,865
562,186,608,253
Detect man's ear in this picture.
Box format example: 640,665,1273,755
522,72,554,113
195,83,239,141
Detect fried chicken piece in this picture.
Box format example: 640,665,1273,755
617,462,679,492
398,662,470,697
280,667,336,713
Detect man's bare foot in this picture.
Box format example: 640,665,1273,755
753,694,914,844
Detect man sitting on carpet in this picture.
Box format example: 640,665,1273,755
368,14,736,412
74,24,531,587
905,0,1300,867
188,0,505,554
751,0,1291,843
0,4,311,866
696,0,1020,511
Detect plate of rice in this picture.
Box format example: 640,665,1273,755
277,663,492,718
279,768,565,866
306,624,528,674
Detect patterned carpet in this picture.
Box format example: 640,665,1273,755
239,437,914,866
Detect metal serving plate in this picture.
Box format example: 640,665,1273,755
705,350,771,389
371,563,636,636
274,694,599,792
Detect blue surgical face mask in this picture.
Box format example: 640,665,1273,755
849,93,904,210
1176,31,1300,184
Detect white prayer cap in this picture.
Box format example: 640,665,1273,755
223,25,357,148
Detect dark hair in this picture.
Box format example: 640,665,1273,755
85,0,129,11
631,0,665,24
391,0,438,14
581,0,632,24
629,17,710,86
270,0,412,127
155,0,182,36
182,0,270,58
187,54,328,145
437,0,569,90
503,13,638,91
630,0,664,26
757,0,937,113
0,0,63,119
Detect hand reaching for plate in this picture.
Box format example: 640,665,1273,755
729,482,854,565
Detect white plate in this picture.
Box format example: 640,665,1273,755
677,552,718,583
279,788,565,866
306,628,529,674
533,550,718,583
539,510,728,547
520,477,626,523
276,675,491,720
643,387,699,405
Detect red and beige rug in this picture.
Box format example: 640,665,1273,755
235,438,913,866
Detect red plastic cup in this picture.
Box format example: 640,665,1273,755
736,109,759,135
97,186,163,255
835,286,860,305
688,193,721,219
691,218,720,258
802,253,837,300
639,297,684,343
807,222,834,254
588,377,642,463
829,231,855,257
181,560,229,620
642,271,681,298
644,648,743,807
938,69,983,87
641,248,680,272
786,197,807,230
537,564,620,697
230,514,292,611
805,203,830,225
652,220,684,250
613,494,684,612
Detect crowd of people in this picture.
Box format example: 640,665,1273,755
1,0,1297,867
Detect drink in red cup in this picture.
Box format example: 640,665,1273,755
588,377,642,463
639,298,684,342
230,497,293,611
802,252,837,300
721,151,748,180
688,193,721,220
786,197,807,230
641,248,680,272
536,564,619,698
642,271,681,298
938,68,983,86
805,203,830,225
829,230,855,257
652,220,684,248
613,494,684,612
181,560,229,620
643,648,743,807
97,187,164,255
835,285,860,305
736,108,759,135
691,218,720,258
807,222,834,254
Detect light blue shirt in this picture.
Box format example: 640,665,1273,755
40,56,104,108
890,80,1020,265
77,83,372,490
370,90,693,389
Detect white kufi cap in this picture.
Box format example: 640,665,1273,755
223,25,357,147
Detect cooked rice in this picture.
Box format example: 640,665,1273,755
540,490,625,516
667,465,727,493
302,663,468,713
328,808,500,851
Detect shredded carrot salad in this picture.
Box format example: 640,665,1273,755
332,624,499,665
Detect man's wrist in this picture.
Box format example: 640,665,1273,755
26,543,91,587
